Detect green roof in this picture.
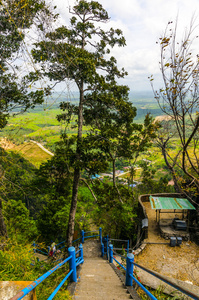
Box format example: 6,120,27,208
149,196,196,210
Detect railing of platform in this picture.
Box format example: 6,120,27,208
9,244,84,300
108,244,198,300
33,228,101,257
100,234,129,258
12,228,101,299
12,228,198,300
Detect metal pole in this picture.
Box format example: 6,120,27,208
109,244,113,263
126,253,134,286
68,246,77,282
32,242,36,253
127,240,129,254
99,227,102,243
79,243,83,261
101,243,104,257
81,230,84,243
106,235,109,260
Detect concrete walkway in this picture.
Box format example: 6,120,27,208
74,257,131,300
73,240,140,300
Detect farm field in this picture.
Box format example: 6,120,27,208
1,91,189,182
0,92,180,180
0,92,162,149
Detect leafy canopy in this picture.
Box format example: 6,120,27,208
0,0,55,128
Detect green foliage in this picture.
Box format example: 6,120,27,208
0,147,36,204
31,0,135,244
137,285,184,299
75,185,96,231
0,239,72,299
0,0,56,128
0,94,163,148
134,160,175,195
3,199,38,240
28,143,73,241
92,181,138,240
36,195,70,242
0,241,36,281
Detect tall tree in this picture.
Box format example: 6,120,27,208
150,19,199,207
0,0,54,128
83,92,157,198
32,0,130,246
0,0,55,237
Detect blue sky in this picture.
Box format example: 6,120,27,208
47,0,199,93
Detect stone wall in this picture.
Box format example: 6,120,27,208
0,281,37,300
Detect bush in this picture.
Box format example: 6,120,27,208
3,199,38,241
0,239,72,299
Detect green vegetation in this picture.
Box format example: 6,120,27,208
0,0,56,129
30,0,159,247
0,1,198,300
0,238,72,300
150,19,199,202
0,90,162,150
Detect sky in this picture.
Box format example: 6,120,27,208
46,0,199,93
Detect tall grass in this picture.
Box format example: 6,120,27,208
0,238,72,299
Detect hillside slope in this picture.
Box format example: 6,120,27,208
0,139,52,168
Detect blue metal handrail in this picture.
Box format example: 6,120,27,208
33,227,100,258
108,244,198,300
81,228,100,243
101,235,129,260
10,227,199,299
32,242,48,255
10,244,84,300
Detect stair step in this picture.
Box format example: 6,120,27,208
74,257,133,299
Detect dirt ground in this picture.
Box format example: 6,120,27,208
0,138,15,150
136,202,199,286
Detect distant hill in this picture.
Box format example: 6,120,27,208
0,90,164,150
32,90,162,123
1,139,52,168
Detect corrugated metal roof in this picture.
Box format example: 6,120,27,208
149,196,196,210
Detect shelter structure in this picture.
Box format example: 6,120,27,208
149,195,196,223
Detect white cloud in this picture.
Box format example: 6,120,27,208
47,0,199,92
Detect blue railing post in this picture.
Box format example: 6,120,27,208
109,244,113,263
68,246,77,282
81,230,84,243
101,243,104,257
79,243,83,261
127,240,129,254
32,241,36,253
106,235,109,260
99,227,102,243
126,253,134,286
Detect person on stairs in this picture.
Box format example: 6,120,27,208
49,241,56,259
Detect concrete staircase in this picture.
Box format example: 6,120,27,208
73,240,140,300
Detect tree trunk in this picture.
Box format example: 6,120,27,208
66,84,84,247
0,199,7,237
66,167,80,247
112,159,116,187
